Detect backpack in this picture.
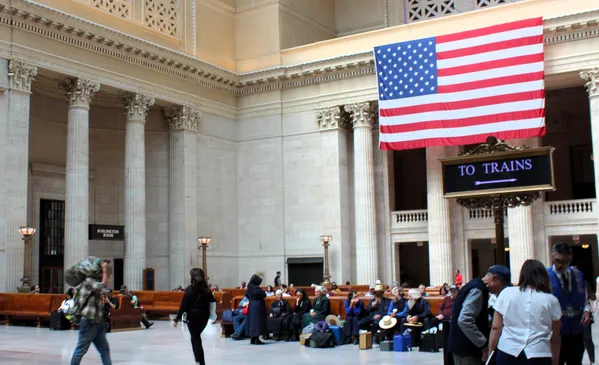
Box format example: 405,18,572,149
64,257,103,325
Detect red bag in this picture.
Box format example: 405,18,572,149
242,307,248,316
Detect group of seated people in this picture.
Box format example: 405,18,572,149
227,281,458,346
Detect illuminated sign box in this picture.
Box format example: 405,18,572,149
441,147,555,199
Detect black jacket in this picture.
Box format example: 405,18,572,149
245,275,267,337
366,297,391,319
269,299,291,318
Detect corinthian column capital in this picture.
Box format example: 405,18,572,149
8,60,37,93
121,93,155,120
581,68,599,99
59,78,100,107
346,101,378,129
317,106,349,130
165,106,201,132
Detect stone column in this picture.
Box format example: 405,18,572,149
426,146,455,286
581,69,599,236
317,106,351,283
121,93,155,290
3,61,36,292
347,101,378,285
507,138,539,281
165,106,200,288
59,78,99,271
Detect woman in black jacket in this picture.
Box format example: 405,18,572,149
267,290,291,341
245,274,268,345
173,268,215,365
284,288,311,341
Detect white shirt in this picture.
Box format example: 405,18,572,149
59,298,74,312
494,287,562,359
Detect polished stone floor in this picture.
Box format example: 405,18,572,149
0,321,448,364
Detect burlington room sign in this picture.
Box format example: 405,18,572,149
441,147,556,198
89,225,125,241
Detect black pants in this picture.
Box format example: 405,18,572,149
188,318,209,365
497,350,551,365
344,315,360,338
559,333,585,365
584,324,595,363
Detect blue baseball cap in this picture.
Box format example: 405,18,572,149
488,265,511,284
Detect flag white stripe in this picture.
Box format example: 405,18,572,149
379,118,544,142
379,99,544,126
436,44,543,69
379,80,544,109
437,62,544,86
436,26,543,53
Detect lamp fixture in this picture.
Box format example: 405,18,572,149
504,247,510,252
582,244,590,249
198,237,211,247
18,226,36,238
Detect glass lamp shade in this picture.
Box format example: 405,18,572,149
504,247,510,252
198,237,212,248
18,226,36,238
582,244,590,249
320,235,333,244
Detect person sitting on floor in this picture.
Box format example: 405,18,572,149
231,296,250,340
344,290,364,345
359,284,391,343
400,289,432,332
267,290,291,341
301,286,330,329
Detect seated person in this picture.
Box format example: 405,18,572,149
102,290,118,332
378,286,408,340
364,284,375,298
284,288,311,341
301,286,330,329
265,285,275,297
172,285,184,292
343,291,364,345
231,297,250,340
431,285,458,328
32,285,40,294
330,282,341,293
266,290,291,340
281,284,291,297
239,281,247,290
210,284,220,293
358,284,391,343
120,285,154,329
418,284,429,297
59,288,75,313
288,284,295,293
400,289,432,332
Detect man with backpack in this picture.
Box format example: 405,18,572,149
66,257,113,365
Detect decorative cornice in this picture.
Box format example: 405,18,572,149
346,101,377,129
59,78,100,107
7,59,37,93
121,93,155,120
165,106,201,132
580,68,599,98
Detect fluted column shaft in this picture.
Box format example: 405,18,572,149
166,106,199,288
318,107,351,283
581,69,599,237
3,61,36,292
508,138,539,281
122,93,154,290
60,78,98,272
348,102,378,285
426,146,454,286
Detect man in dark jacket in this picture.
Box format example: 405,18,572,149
359,284,391,343
400,288,433,332
447,265,510,365
245,274,268,345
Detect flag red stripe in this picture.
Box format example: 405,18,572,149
437,71,544,93
379,127,546,151
436,17,543,44
437,53,544,77
379,110,545,134
436,35,543,60
380,90,544,117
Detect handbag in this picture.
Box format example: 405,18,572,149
418,333,440,353
271,307,282,317
222,310,233,323
309,331,335,348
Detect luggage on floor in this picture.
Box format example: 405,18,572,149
309,331,335,348
380,340,394,351
328,325,343,345
393,334,412,352
418,333,440,353
359,331,373,350
50,311,70,331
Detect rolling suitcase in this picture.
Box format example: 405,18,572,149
50,311,70,330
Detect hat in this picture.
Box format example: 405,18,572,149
488,265,511,284
449,285,458,291
275,289,282,296
378,315,398,330
374,284,385,292
325,315,341,327
369,284,375,290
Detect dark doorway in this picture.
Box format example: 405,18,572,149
399,242,430,287
113,259,124,291
287,257,323,286
39,199,65,293
572,246,594,288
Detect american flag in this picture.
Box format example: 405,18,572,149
375,17,545,151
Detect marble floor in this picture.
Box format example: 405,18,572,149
0,321,448,365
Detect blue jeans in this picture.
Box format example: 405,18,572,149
71,318,112,365
233,314,246,336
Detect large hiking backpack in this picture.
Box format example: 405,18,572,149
64,257,103,324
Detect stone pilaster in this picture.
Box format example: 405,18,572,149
3,60,36,292
507,138,539,281
347,101,378,285
121,93,154,289
581,69,599,238
317,106,351,283
426,146,455,286
59,78,99,273
166,106,199,288
373,127,393,283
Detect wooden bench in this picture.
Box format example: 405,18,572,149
0,293,54,325
109,296,143,330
